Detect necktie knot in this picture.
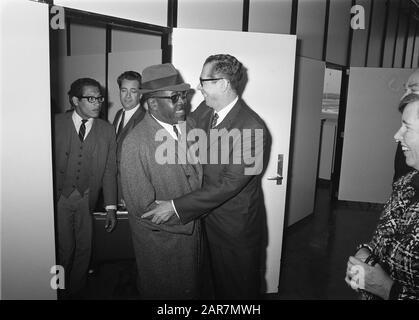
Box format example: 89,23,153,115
211,112,219,129
79,119,88,142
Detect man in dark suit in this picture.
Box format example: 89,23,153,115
113,71,145,208
53,78,117,299
120,63,203,299
142,54,267,299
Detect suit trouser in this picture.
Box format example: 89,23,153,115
57,189,92,295
208,242,261,300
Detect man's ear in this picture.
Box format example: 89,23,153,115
221,78,229,92
71,96,79,106
147,98,158,111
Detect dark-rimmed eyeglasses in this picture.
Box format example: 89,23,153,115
152,92,188,104
79,96,105,103
199,78,224,86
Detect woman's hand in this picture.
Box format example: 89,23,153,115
345,256,394,299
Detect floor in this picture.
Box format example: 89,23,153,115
77,181,382,300
277,182,381,300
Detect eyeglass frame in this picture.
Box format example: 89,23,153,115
151,91,189,104
78,96,105,103
199,77,225,86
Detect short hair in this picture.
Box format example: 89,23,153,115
398,93,419,114
204,54,243,92
67,78,103,107
117,71,142,88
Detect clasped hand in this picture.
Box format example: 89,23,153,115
141,200,176,224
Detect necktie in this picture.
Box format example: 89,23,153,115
117,111,125,137
79,119,88,142
211,112,219,129
173,125,179,138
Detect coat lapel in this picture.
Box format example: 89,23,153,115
207,99,242,151
116,106,145,145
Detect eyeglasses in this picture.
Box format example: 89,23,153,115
199,77,224,86
152,92,188,104
79,96,105,103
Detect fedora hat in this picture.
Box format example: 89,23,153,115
139,63,190,94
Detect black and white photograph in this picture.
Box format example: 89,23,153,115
1,0,419,310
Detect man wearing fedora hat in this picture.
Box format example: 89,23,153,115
142,54,268,300
120,63,203,299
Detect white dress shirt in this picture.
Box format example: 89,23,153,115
72,110,93,138
213,96,238,127
116,104,141,130
151,114,181,140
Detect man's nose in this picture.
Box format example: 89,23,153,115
394,127,403,142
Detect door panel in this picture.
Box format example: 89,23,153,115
287,57,325,226
172,28,296,293
339,68,414,203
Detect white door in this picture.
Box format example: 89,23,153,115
2,0,56,299
172,28,296,293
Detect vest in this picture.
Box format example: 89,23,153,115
61,126,95,197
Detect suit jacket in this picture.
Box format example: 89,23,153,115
54,112,117,211
173,99,267,249
113,106,146,203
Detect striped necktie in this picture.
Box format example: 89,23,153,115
211,112,219,129
79,119,88,142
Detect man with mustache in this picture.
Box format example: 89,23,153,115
120,64,203,299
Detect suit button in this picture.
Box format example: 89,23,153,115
72,185,76,188
76,177,79,180
60,170,64,174
79,154,82,157
186,174,190,179
65,152,69,156
78,162,81,165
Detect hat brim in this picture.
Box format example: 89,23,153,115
139,83,191,94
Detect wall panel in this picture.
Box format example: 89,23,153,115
296,0,327,60
350,0,371,67
366,0,386,67
326,0,352,65
248,0,292,34
382,0,399,67
177,0,242,31
54,0,168,26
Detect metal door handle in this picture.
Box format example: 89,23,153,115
267,154,284,185
267,175,283,182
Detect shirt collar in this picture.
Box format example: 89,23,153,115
124,104,140,117
72,110,93,124
214,96,238,126
150,114,180,140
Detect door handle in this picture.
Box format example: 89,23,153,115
267,154,283,185
267,175,283,182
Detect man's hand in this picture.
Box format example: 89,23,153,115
141,200,176,224
105,209,117,232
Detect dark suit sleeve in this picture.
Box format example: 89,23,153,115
174,125,266,224
102,127,117,206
